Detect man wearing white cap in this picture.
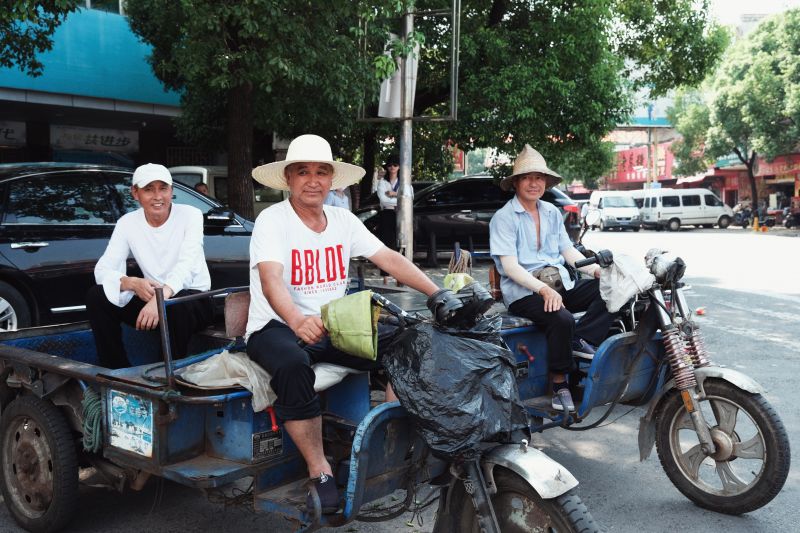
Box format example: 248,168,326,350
86,163,213,368
248,134,459,515
490,145,613,413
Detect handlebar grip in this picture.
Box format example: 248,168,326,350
574,256,598,269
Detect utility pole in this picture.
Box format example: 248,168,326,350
397,8,414,261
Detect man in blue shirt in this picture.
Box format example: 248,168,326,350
489,145,613,412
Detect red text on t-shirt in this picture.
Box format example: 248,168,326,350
290,245,346,285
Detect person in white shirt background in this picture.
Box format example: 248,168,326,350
86,163,213,369
375,154,413,284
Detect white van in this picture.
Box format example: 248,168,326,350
588,191,641,231
169,166,286,218
639,188,733,231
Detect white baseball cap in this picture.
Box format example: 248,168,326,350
132,163,173,188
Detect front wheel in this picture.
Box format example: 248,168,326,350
0,395,79,533
446,468,601,532
718,215,731,229
655,379,790,515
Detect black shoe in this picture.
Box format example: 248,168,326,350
307,472,339,515
571,338,597,359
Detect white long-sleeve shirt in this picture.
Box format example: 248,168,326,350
376,178,413,210
94,204,211,307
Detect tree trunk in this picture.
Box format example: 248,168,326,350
359,129,377,209
746,151,758,218
226,82,255,221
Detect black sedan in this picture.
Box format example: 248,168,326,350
0,163,252,330
356,175,580,261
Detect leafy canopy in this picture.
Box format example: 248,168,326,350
1,1,78,76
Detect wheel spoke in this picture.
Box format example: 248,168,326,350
715,461,748,493
0,299,11,316
710,399,738,434
674,411,696,431
732,434,765,460
679,444,707,480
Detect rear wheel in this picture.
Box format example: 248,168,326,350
668,218,681,232
449,468,600,532
0,281,31,331
0,395,79,533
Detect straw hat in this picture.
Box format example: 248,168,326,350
252,134,365,191
500,144,562,191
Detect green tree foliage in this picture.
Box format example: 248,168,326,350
405,0,726,187
125,0,399,219
1,1,78,76
669,9,800,210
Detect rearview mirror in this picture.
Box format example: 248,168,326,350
204,206,236,227
585,210,601,227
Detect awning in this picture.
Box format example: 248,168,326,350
676,173,707,185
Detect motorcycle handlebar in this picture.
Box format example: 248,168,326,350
574,256,597,269
574,249,614,270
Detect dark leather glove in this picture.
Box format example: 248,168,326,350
427,288,464,324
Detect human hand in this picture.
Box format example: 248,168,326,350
136,299,160,330
538,286,563,312
126,277,162,302
593,267,601,280
291,316,326,345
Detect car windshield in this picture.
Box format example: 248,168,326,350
603,196,637,208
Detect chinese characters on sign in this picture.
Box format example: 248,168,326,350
50,125,139,153
609,142,674,184
0,121,26,147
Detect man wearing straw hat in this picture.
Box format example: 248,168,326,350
490,145,613,413
247,134,459,514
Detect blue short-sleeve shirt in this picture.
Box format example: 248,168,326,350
489,196,574,307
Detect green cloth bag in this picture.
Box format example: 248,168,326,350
443,273,475,292
320,290,380,361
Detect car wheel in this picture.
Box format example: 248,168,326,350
718,215,731,229
600,221,608,232
633,226,641,232
668,218,681,232
0,282,31,331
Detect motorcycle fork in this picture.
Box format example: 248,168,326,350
459,460,501,533
651,289,717,455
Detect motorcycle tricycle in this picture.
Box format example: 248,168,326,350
0,285,599,533
498,234,791,515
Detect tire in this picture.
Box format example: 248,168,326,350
633,227,641,232
655,379,790,515
599,220,608,232
0,395,79,533
0,281,31,331
718,215,731,229
448,468,601,532
667,218,681,232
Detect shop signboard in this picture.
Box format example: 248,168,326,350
51,125,139,153
0,121,26,147
753,154,800,178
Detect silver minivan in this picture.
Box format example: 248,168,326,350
639,188,733,231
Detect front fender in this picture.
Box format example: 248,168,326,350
637,365,767,461
482,443,578,499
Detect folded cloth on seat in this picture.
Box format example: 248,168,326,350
599,254,656,313
177,350,359,412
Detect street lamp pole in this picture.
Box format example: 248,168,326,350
397,8,414,261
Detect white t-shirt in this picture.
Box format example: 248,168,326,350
246,200,384,339
94,204,211,307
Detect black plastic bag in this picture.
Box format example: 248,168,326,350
381,315,530,459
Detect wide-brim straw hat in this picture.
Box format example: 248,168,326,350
252,134,365,191
500,144,563,191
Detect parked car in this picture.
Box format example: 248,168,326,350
587,190,641,231
355,175,580,261
0,163,253,330
169,165,286,217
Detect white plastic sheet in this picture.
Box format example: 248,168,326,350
599,254,656,313
178,350,358,412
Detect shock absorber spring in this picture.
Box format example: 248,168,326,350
684,325,711,368
663,327,697,390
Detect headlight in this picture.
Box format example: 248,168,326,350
603,215,616,222
357,209,378,223
632,214,640,220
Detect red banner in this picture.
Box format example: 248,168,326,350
607,142,674,184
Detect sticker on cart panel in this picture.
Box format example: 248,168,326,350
108,390,153,457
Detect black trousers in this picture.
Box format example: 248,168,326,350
377,209,397,276
508,278,613,374
247,320,396,421
86,284,214,369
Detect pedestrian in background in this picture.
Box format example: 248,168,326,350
324,188,351,210
376,155,401,284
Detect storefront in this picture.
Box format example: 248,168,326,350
754,154,800,209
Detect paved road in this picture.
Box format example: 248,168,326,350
0,228,797,532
